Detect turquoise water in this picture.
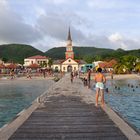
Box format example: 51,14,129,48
0,79,53,128
104,79,140,132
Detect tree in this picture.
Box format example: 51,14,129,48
120,55,137,72
94,55,102,61
113,63,128,74
83,55,94,63
48,58,53,68
135,62,140,72
2,57,8,62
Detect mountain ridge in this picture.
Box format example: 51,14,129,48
0,44,139,64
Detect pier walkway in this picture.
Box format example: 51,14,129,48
0,74,139,140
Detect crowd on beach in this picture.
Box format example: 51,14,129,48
0,68,55,80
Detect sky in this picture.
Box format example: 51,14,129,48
0,0,140,52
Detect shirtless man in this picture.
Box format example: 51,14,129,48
95,68,106,107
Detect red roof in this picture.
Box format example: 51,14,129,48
26,55,48,59
99,62,107,68
99,59,117,68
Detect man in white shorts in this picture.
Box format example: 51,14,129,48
94,68,106,107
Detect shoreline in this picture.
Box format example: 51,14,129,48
106,74,140,80
0,76,55,81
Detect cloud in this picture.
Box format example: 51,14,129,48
0,0,140,52
0,1,42,44
36,12,87,40
35,11,140,51
47,0,68,4
108,33,140,50
87,0,140,10
109,33,123,42
0,0,7,6
87,0,120,9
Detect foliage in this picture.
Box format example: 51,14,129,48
0,44,45,64
48,58,53,68
135,62,140,72
45,46,140,61
45,46,114,60
0,44,140,67
45,47,65,60
120,55,137,71
83,55,94,63
113,63,128,74
113,55,139,74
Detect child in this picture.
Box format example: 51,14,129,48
95,68,106,107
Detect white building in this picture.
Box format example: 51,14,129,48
24,55,49,67
52,28,86,72
93,61,104,67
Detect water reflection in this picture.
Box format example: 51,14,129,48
105,79,140,132
0,79,53,128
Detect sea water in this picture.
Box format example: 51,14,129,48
104,78,140,132
0,79,53,128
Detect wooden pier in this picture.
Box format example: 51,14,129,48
0,74,139,140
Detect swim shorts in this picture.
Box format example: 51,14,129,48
96,82,104,89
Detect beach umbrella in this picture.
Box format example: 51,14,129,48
27,63,40,69
6,63,17,69
0,64,5,69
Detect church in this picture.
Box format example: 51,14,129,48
52,28,86,72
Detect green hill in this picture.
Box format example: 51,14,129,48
0,44,139,64
45,46,140,61
0,44,45,64
45,46,115,59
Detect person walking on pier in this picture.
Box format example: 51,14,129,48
70,71,74,83
87,69,91,88
95,68,106,107
110,70,113,79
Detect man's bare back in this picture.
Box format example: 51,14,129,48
95,73,106,83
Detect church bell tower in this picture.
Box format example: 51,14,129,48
65,27,74,59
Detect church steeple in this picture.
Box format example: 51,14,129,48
65,27,74,59
67,27,72,41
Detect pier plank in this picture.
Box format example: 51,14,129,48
9,95,128,140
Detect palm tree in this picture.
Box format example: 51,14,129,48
120,55,137,72
114,63,128,74
48,58,53,68
135,62,140,73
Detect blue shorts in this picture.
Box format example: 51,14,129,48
96,82,104,89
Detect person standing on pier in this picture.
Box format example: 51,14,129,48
110,70,113,79
70,71,74,83
87,69,91,88
95,68,106,107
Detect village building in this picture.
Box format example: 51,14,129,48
0,59,4,64
24,55,49,67
52,28,86,72
97,59,117,72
